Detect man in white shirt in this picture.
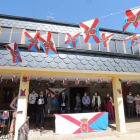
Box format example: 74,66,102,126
28,88,38,119
82,92,90,110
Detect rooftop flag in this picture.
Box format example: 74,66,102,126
123,7,140,32
79,18,99,44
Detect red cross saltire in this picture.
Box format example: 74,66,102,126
6,42,22,63
0,75,2,84
2,111,9,119
25,123,30,133
36,77,42,82
49,78,55,83
107,78,112,84
97,78,103,83
75,79,80,85
20,89,26,96
17,111,23,114
12,76,18,82
63,78,68,85
119,78,122,83
117,89,122,94
25,32,40,52
86,79,91,85
22,76,29,82
127,80,132,86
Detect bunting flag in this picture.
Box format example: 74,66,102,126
97,78,103,83
2,111,9,119
36,77,42,82
63,78,68,85
25,32,40,52
6,42,22,63
20,89,26,96
137,81,140,84
0,75,2,84
49,78,55,83
124,34,140,46
86,79,91,85
79,18,99,44
123,7,140,32
99,33,114,47
127,80,132,86
12,76,18,83
64,33,80,48
38,32,57,55
46,83,49,88
117,89,122,94
22,75,29,82
107,78,112,84
24,123,30,133
17,111,23,114
75,78,80,85
119,78,122,83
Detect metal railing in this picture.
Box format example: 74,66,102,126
18,116,30,140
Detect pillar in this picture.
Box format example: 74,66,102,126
112,76,126,132
15,74,30,140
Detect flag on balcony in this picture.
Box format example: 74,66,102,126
2,111,9,119
79,18,99,44
117,89,122,94
0,75,2,84
99,33,114,47
107,78,112,84
49,78,55,83
123,7,140,32
127,80,132,86
20,89,26,96
64,33,80,48
22,75,29,82
124,34,140,46
97,78,103,83
38,32,57,55
75,78,80,85
12,75,18,83
119,78,122,83
25,32,40,52
6,42,22,63
36,77,42,82
63,78,68,85
86,79,91,85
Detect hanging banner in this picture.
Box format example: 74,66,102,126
6,42,22,63
36,77,42,82
25,32,40,52
38,32,57,55
99,33,114,47
20,89,26,96
0,75,2,84
127,80,132,86
46,88,68,104
86,79,91,85
79,18,99,44
63,78,68,85
64,33,80,48
2,111,9,119
124,34,140,46
123,7,140,32
119,78,122,83
12,75,18,83
49,78,55,83
107,78,112,84
75,78,80,85
97,78,103,83
22,75,29,82
117,89,122,94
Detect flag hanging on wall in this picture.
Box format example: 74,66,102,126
17,111,23,114
49,78,55,83
107,78,112,84
75,78,80,85
86,79,91,85
0,75,2,83
123,7,140,32
99,33,114,47
36,77,42,82
2,111,9,119
38,32,57,55
124,34,140,46
117,89,122,94
119,78,122,83
22,75,29,82
12,76,18,83
20,89,26,96
63,78,68,85
25,32,40,52
6,42,22,63
79,18,99,44
97,78,103,83
64,33,80,48
127,80,132,86
137,81,140,84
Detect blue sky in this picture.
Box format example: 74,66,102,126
0,0,140,32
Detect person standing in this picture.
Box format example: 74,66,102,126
75,93,81,110
134,93,140,118
92,91,101,112
127,92,134,119
45,92,52,114
28,88,38,119
82,92,90,110
104,93,114,120
35,91,47,131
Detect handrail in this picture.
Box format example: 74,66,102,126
18,116,30,130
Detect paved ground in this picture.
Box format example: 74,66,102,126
28,116,140,140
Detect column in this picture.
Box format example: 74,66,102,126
112,76,126,132
14,74,30,140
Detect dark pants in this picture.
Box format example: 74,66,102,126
28,104,36,118
83,105,90,110
61,106,66,111
128,103,134,118
36,109,45,127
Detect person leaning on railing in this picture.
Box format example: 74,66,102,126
9,93,18,138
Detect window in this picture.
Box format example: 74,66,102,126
80,36,88,50
59,33,67,47
52,33,58,47
11,28,22,44
116,41,124,53
109,40,116,52
125,43,132,54
91,44,98,51
133,44,139,55
0,28,11,43
100,45,107,52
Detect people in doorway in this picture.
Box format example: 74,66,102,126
134,93,140,118
92,91,101,112
75,93,81,110
45,92,52,114
104,93,114,120
127,92,134,119
28,88,38,119
82,92,90,110
35,91,47,131
9,93,18,138
58,91,68,111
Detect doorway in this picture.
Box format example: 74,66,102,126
70,87,88,110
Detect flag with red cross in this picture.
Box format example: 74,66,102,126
20,89,26,96
12,75,18,83
137,81,140,85
124,34,140,46
75,78,80,85
119,78,122,83
22,75,29,82
107,78,112,84
117,89,122,94
36,77,42,82
86,79,91,85
64,33,80,48
97,78,103,83
25,32,40,52
37,32,57,55
6,42,22,63
2,111,9,119
123,7,140,32
24,123,30,133
127,80,132,86
0,75,2,84
99,33,114,47
79,18,99,44
49,78,55,84
17,111,23,114
63,78,68,85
